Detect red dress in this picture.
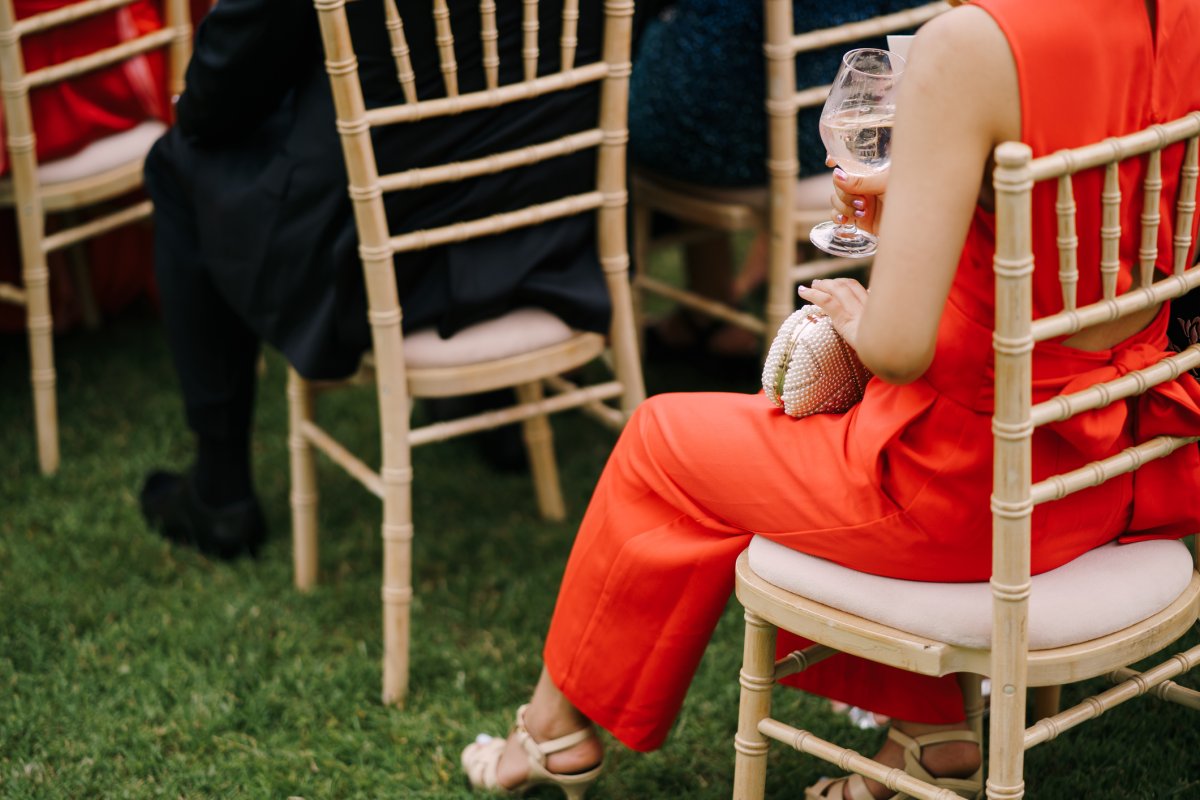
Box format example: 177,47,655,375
542,0,1200,751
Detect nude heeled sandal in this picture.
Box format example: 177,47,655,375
461,704,604,799
805,727,982,800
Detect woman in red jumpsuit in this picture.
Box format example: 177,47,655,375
462,1,1200,797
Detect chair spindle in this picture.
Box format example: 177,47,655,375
1174,134,1199,274
383,0,418,103
432,0,458,97
522,0,539,80
480,0,499,89
1100,159,1121,299
1055,173,1079,311
1137,147,1163,288
560,0,579,70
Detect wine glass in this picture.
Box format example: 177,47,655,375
809,47,905,259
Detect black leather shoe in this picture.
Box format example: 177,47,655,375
140,471,266,560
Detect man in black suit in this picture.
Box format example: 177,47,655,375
141,0,622,558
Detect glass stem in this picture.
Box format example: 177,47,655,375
834,218,862,242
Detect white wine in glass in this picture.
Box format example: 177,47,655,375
810,48,905,259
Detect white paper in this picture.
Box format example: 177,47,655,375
887,34,915,64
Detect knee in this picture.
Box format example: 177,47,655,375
626,392,689,447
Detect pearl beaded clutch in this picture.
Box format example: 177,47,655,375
761,305,871,418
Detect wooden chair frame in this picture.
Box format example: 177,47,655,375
302,0,644,706
631,1,949,348
731,112,1200,799
0,0,190,475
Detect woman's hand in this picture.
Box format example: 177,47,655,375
797,278,869,350
825,155,887,234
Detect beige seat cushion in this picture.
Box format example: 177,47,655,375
746,536,1194,650
35,120,166,185
404,307,577,369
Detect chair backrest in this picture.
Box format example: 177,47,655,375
0,0,191,180
312,0,641,404
989,112,1200,796
761,0,949,335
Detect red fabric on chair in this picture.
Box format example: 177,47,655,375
0,0,169,176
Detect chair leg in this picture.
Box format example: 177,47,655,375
958,673,986,744
23,240,58,475
1032,685,1061,720
61,211,101,331
516,381,566,521
630,200,652,345
288,367,319,590
733,610,776,800
380,457,414,707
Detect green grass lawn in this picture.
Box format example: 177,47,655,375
2,292,1199,798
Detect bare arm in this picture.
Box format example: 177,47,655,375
804,6,1021,383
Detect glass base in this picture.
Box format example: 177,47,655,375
809,221,878,259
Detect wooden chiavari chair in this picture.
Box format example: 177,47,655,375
0,0,190,475
731,113,1200,799
632,1,948,351
300,0,645,706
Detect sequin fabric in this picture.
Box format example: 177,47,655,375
628,0,931,186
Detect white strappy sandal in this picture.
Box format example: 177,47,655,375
805,727,982,800
461,704,604,800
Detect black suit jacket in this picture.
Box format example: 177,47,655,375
147,0,625,379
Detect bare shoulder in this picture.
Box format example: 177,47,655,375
904,4,1020,142
913,4,1012,62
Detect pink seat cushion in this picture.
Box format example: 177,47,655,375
404,307,578,369
746,536,1194,650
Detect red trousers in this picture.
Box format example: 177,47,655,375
542,393,967,753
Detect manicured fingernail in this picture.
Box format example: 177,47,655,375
835,213,847,223
854,209,865,218
833,167,848,180
852,199,865,210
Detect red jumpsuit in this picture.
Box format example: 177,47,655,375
543,0,1200,752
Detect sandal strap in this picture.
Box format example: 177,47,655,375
887,727,982,799
887,727,980,751
462,737,507,791
806,774,877,800
514,704,597,762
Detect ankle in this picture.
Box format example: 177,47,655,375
522,702,593,743
523,705,602,773
892,720,981,780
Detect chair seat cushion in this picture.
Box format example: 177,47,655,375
404,307,577,369
746,536,1194,650
32,120,166,185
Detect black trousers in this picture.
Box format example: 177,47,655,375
146,142,259,445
